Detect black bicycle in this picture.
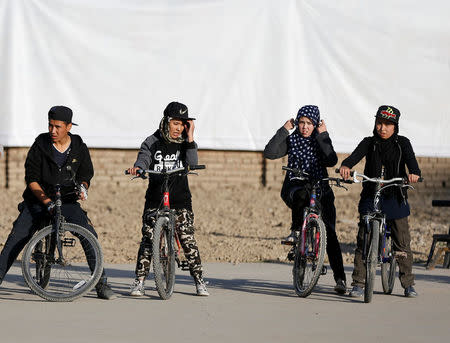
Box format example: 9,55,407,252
282,166,351,297
21,182,103,302
126,164,205,300
338,168,422,303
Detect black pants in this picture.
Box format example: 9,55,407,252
282,185,346,283
0,201,104,281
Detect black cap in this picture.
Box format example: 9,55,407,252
375,105,400,124
48,106,78,126
163,102,196,120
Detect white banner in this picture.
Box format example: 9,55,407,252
0,0,449,156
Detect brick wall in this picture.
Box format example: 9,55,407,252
0,147,449,196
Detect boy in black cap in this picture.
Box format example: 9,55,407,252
0,105,116,299
126,101,209,296
339,105,421,298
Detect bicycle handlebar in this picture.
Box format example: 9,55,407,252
334,168,423,184
125,165,206,178
282,166,352,185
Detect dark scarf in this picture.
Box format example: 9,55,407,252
287,105,323,181
371,125,400,178
370,125,401,198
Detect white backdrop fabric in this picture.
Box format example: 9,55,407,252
1,0,449,156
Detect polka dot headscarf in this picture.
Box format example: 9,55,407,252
287,105,324,180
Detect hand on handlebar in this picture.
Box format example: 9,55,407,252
339,166,352,180
126,167,142,176
408,174,420,184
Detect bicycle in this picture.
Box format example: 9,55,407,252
21,180,104,302
126,164,205,300
282,166,351,298
337,168,423,303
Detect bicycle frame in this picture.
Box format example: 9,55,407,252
130,164,205,270
300,184,321,257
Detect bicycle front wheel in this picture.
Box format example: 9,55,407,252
381,234,397,294
292,217,327,298
22,223,103,302
34,234,53,289
152,216,176,300
364,220,380,303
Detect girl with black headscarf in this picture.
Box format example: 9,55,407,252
265,105,347,295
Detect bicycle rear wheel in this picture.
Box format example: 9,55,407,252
364,220,380,303
152,216,176,300
292,217,327,298
381,234,397,294
22,223,103,302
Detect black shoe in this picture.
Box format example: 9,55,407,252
334,279,347,295
404,285,418,298
287,247,295,261
283,231,298,244
96,281,117,300
349,285,364,298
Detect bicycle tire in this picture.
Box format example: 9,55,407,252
381,234,396,294
444,251,450,269
22,223,103,302
292,217,327,298
152,216,176,300
364,220,380,303
34,234,54,289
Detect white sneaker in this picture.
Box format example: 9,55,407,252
195,279,209,296
130,278,145,296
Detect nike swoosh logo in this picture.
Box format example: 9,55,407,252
180,109,187,115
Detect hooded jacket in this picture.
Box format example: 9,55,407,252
134,130,198,210
22,132,94,204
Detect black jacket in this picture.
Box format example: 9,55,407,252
134,130,198,210
264,127,338,201
23,132,94,204
341,135,421,201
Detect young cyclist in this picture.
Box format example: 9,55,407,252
0,106,115,299
264,105,347,294
339,105,421,298
126,101,209,296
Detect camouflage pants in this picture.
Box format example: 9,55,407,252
135,208,203,279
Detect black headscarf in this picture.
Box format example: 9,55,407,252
369,122,401,197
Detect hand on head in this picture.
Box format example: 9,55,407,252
316,120,327,134
284,119,295,131
185,120,195,142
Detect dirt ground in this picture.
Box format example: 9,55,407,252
1,183,449,266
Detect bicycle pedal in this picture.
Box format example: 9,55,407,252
321,266,327,275
62,238,76,247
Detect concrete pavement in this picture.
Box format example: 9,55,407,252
0,262,449,343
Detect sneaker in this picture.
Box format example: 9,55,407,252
95,281,117,300
130,278,145,296
195,278,209,296
349,285,364,298
334,279,347,295
283,231,298,243
404,285,418,298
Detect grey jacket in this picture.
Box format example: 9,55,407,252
134,130,198,210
